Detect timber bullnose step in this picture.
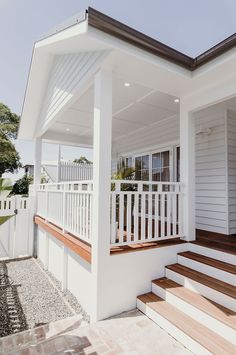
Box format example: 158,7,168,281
178,251,236,286
137,249,236,354
152,277,236,345
166,263,236,311
137,292,236,355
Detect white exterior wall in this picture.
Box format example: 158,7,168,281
195,109,228,234
37,227,94,316
227,110,236,234
98,243,188,319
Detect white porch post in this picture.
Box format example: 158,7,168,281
180,106,196,241
56,144,61,183
34,138,42,187
92,68,112,322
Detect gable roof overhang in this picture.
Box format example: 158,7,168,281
18,7,236,141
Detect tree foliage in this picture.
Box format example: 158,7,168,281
73,156,92,164
11,174,33,196
0,103,21,177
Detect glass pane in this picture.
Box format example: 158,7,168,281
161,167,170,182
135,169,141,180
152,153,161,169
142,169,149,181
135,157,142,171
162,151,169,167
152,169,161,182
142,155,149,169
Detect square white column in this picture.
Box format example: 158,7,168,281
92,68,112,321
180,107,196,241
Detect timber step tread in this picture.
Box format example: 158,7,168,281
191,240,236,256
152,277,236,330
178,251,236,274
166,264,236,299
137,292,236,354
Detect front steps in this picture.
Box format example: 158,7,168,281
137,243,236,354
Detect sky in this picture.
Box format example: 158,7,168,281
1,0,236,178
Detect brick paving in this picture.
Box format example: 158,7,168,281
0,310,191,354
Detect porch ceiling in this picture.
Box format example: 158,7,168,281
43,74,179,147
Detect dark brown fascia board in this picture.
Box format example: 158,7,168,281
87,7,236,71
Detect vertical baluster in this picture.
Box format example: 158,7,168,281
141,191,145,241
148,191,152,239
172,187,177,236
119,193,124,243
154,192,159,238
167,193,171,236
134,193,139,242
111,192,116,244
126,193,131,243
161,189,165,238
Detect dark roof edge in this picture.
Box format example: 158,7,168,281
87,7,236,71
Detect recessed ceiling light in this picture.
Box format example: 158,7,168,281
66,128,70,131
124,82,130,87
174,98,180,103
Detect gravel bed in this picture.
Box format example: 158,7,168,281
0,257,88,337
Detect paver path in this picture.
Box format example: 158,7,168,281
0,310,192,354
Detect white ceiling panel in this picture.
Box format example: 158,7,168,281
112,77,152,114
141,91,179,113
114,102,175,125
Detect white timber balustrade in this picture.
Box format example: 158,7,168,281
36,181,93,243
110,180,182,246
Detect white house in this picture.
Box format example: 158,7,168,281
18,8,236,353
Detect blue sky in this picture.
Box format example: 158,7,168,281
1,0,236,174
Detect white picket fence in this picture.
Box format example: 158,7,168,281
0,196,34,259
110,180,182,246
37,181,93,244
59,162,93,181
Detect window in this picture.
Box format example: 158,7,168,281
134,155,150,181
151,150,170,182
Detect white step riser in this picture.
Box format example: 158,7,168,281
137,299,211,355
165,268,236,312
152,282,236,345
178,255,236,286
189,243,236,265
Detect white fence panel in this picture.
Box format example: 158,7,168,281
0,196,33,259
60,162,93,182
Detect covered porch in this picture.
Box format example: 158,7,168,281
18,10,236,321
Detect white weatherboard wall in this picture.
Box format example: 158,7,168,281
37,227,94,316
195,108,228,234
227,110,236,234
